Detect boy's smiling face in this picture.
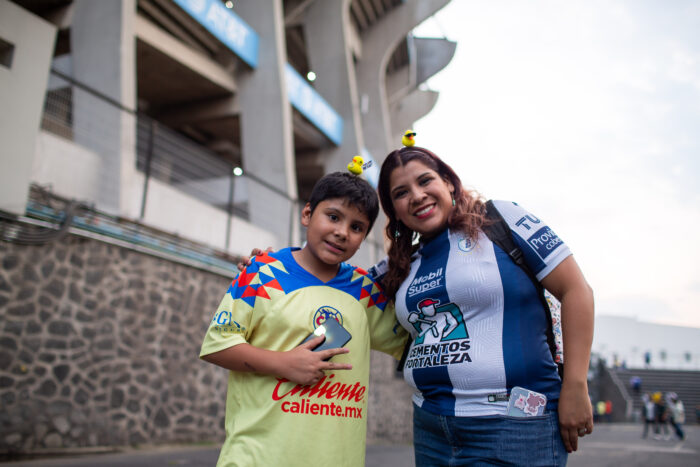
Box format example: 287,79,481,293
299,197,369,274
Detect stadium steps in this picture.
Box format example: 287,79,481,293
612,368,700,424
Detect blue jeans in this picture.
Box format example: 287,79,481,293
413,404,568,466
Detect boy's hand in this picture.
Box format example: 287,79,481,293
277,336,352,386
237,247,274,272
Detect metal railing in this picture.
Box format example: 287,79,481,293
40,69,302,249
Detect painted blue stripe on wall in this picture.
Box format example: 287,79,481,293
174,0,259,68
285,64,344,145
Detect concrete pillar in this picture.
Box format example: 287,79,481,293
235,0,298,248
71,0,137,216
303,0,364,173
356,0,449,164
0,1,56,215
390,88,439,140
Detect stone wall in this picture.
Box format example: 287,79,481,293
0,234,413,454
0,235,230,452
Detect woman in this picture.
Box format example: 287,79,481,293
373,146,594,466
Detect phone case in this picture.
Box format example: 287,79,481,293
301,317,352,352
506,386,547,417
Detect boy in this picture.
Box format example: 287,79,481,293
200,172,407,467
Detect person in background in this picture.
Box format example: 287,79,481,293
666,392,685,441
596,400,606,423
630,375,642,394
604,400,613,422
652,391,670,440
641,393,656,438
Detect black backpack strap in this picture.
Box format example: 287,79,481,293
395,335,412,372
483,201,529,273
482,201,561,375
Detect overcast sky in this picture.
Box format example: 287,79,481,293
413,1,700,328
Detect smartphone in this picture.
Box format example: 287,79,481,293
301,317,352,353
506,386,547,417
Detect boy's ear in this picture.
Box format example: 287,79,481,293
300,203,312,227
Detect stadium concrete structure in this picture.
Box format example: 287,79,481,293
0,0,456,453
593,315,700,371
1,0,456,265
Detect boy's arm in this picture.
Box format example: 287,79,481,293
202,336,352,386
366,300,409,360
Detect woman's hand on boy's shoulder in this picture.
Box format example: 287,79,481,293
237,247,274,272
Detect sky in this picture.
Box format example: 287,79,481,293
413,1,700,328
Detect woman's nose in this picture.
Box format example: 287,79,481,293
409,186,426,203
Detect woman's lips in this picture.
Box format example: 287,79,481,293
414,204,435,219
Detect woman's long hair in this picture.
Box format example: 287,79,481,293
377,147,487,300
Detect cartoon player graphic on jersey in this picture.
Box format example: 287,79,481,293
408,298,469,345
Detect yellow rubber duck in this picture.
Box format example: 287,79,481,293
347,155,364,175
402,130,416,147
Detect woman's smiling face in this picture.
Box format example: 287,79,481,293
388,160,454,238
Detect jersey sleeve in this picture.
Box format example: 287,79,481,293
363,280,409,360
490,200,572,281
199,265,260,358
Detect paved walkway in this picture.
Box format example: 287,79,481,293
3,424,697,466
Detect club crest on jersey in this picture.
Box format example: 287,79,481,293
407,298,468,345
458,236,476,252
312,306,343,328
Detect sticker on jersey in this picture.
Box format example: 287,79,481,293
367,258,388,281
407,268,444,297
527,226,562,260
312,306,343,328
457,236,476,252
507,387,547,417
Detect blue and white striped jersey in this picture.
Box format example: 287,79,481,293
368,201,571,417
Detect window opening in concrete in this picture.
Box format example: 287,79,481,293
0,38,15,69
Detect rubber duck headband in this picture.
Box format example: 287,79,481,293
346,155,372,176
402,129,416,147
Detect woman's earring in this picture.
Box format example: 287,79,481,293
452,195,456,206
394,228,401,238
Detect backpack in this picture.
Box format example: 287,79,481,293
482,200,564,376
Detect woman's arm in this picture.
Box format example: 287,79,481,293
202,336,352,386
541,255,595,453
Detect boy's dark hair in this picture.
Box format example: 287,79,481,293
308,172,379,234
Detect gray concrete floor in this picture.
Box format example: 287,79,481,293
2,424,697,466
